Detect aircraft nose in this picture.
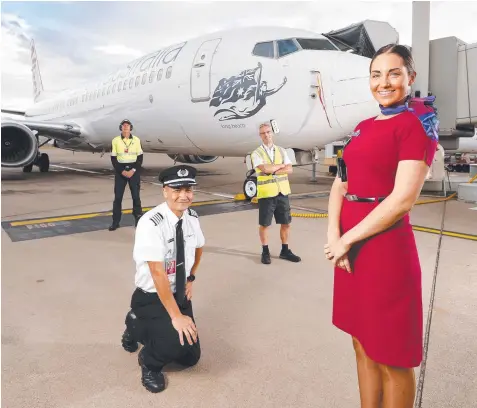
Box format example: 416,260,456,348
329,55,379,129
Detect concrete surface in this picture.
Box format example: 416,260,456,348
1,149,476,408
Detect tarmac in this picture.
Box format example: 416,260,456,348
2,148,476,408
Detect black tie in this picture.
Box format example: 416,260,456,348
175,219,186,305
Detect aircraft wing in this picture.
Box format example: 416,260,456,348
1,111,82,142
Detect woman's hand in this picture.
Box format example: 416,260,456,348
324,237,352,273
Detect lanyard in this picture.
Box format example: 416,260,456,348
122,137,133,152
261,145,275,163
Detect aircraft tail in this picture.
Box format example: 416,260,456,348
30,40,45,103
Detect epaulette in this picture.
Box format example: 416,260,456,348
149,212,164,226
187,208,199,218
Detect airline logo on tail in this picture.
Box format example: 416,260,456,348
209,62,287,121
30,40,43,102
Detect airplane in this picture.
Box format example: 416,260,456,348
1,24,392,199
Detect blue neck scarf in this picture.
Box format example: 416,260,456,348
379,97,413,115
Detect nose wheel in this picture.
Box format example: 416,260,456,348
243,170,257,200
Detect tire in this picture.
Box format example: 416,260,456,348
38,153,50,172
243,177,257,200
23,164,33,173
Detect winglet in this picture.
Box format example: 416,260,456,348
30,40,44,102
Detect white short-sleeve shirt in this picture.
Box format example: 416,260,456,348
251,144,292,169
133,202,205,293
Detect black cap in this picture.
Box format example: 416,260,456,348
158,165,197,188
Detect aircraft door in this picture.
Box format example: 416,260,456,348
190,38,221,102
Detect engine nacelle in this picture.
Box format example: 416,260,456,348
1,122,38,168
167,154,218,164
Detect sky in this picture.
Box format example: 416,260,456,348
2,0,477,110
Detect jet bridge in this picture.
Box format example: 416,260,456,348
428,37,477,150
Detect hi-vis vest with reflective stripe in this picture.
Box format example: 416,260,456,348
111,135,143,163
252,145,291,199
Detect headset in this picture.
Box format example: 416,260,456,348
119,119,133,131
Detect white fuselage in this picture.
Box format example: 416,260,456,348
23,27,380,157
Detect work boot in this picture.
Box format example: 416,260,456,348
138,349,166,393
121,328,138,353
279,249,301,263
108,223,120,231
261,251,271,264
122,310,139,352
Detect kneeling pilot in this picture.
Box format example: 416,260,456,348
121,165,204,393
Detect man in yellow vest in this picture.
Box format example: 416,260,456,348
109,119,143,231
251,123,301,264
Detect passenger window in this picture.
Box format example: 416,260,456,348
142,73,147,85
278,39,299,57
149,71,155,83
252,42,274,58
296,38,337,51
157,69,163,81
166,66,172,79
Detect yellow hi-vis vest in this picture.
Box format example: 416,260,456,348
252,145,291,199
111,135,143,163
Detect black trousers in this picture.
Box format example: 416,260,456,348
126,288,201,372
112,171,142,224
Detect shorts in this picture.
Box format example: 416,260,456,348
258,193,292,227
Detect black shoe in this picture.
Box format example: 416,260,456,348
261,252,271,264
121,328,138,353
279,249,301,263
138,350,166,393
109,223,119,231
134,215,142,227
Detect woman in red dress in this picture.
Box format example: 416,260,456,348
324,44,438,408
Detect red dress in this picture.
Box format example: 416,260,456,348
332,111,437,368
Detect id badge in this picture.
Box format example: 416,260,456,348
124,148,129,153
165,251,176,276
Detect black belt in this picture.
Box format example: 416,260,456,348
345,194,386,203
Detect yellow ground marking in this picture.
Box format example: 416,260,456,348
9,199,232,227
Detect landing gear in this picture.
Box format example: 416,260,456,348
38,153,50,172
243,170,257,200
23,153,50,173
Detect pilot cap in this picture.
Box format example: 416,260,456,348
159,165,197,188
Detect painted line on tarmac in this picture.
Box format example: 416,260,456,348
412,225,477,241
2,200,255,242
50,165,103,174
8,199,232,227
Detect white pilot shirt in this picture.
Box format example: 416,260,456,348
133,202,205,293
251,144,292,168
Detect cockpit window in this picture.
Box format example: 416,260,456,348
252,41,274,58
296,38,337,51
277,39,299,57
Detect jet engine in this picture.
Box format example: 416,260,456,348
1,122,38,168
168,154,218,164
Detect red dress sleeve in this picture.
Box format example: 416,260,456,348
397,115,438,167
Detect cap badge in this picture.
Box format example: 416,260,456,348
177,169,189,177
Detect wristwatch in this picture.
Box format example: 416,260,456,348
187,275,196,282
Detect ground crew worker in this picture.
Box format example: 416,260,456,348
109,119,143,231
251,122,301,265
120,164,204,393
